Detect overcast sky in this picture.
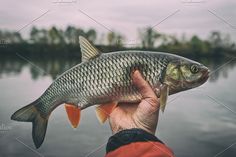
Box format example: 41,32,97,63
1,0,236,44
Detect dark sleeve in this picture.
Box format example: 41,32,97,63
105,128,174,157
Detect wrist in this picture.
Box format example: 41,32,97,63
110,118,157,135
106,128,163,153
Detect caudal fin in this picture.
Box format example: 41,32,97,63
11,101,48,149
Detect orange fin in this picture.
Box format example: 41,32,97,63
65,104,81,128
95,102,117,124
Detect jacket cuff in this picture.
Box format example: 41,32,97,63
106,128,163,153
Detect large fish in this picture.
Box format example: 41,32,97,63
11,36,209,148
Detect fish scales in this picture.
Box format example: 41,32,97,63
36,51,168,116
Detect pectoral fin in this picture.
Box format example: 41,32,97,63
65,104,81,128
95,102,117,124
160,84,169,112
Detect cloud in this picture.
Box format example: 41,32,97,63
0,0,235,41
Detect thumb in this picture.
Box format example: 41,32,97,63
132,70,160,113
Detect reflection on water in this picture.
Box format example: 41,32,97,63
0,55,80,80
0,53,236,157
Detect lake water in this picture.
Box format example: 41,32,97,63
0,55,236,157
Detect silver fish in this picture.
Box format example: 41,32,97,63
11,36,209,148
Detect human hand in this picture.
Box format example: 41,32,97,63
108,70,160,135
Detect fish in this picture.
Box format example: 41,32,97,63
11,36,209,148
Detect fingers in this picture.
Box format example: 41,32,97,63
132,71,156,99
132,70,159,109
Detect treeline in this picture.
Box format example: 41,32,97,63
0,26,122,45
0,26,235,57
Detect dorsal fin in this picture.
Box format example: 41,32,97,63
79,36,101,62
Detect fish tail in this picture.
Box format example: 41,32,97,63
11,100,48,149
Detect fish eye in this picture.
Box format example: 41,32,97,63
190,64,199,74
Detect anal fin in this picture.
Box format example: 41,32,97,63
95,102,117,124
65,104,81,128
160,84,169,112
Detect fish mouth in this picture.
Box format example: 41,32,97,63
200,69,210,83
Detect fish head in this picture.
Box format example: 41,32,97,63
164,57,209,94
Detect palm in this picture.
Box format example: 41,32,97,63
108,71,160,135
109,103,139,133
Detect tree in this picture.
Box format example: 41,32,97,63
190,35,203,55
209,31,222,48
116,34,124,47
30,27,48,44
48,26,65,44
107,32,116,46
107,31,124,46
139,27,161,48
209,31,223,55
38,29,49,44
86,29,97,43
65,26,76,44
30,26,39,43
